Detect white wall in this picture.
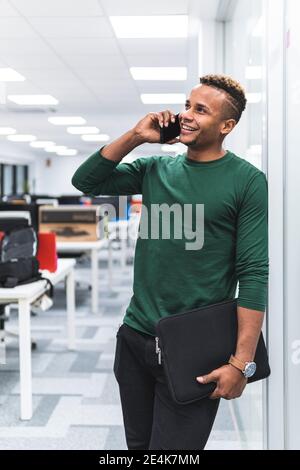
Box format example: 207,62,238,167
0,143,87,196
198,20,224,76
0,140,36,194
0,140,35,165
33,154,88,196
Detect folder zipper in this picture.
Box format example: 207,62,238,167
155,337,162,365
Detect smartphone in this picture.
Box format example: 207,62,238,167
159,113,181,144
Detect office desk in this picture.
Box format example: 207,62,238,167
56,239,109,314
0,258,76,420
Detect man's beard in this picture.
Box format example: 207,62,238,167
184,137,199,147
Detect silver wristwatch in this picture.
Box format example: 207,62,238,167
228,355,257,378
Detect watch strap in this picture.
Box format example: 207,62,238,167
228,354,246,372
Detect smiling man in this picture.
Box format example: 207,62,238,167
71,74,269,450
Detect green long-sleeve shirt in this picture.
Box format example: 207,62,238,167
72,149,269,336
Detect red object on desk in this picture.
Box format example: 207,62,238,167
37,232,57,272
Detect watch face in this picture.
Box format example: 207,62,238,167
244,362,256,378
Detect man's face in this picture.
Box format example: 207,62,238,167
179,84,233,148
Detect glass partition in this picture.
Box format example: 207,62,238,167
210,0,267,450
283,0,300,450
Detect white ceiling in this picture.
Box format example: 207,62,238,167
0,0,221,161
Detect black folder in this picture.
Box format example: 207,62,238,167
155,298,271,405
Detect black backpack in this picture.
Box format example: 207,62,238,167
0,226,53,295
1,225,37,262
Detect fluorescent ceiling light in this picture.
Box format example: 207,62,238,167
246,92,262,103
30,141,55,148
57,149,78,156
245,66,262,79
141,93,185,104
130,67,187,81
161,144,180,153
44,145,68,153
48,116,86,125
7,95,59,105
67,126,99,135
252,17,263,37
0,127,16,135
7,134,36,142
81,134,110,142
0,68,25,82
109,15,188,38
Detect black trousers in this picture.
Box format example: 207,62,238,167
113,323,220,450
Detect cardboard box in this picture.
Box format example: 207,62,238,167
39,205,103,242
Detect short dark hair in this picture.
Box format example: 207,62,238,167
199,74,247,123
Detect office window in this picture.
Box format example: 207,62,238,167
16,165,28,193
3,164,14,196
0,163,29,198
0,164,2,198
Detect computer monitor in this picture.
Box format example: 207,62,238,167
57,195,82,205
31,194,57,203
91,195,130,220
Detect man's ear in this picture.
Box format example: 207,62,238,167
220,119,237,137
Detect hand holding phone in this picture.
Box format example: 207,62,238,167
132,111,180,145
160,113,181,144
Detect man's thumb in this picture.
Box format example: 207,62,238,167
196,371,218,384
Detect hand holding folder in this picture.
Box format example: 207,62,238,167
155,299,270,405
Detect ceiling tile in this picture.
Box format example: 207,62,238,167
53,88,97,103
10,0,104,17
63,54,126,69
2,52,66,69
0,0,19,16
28,17,114,38
75,64,131,80
15,68,79,83
0,18,38,38
140,103,184,114
119,38,187,57
94,94,141,109
46,82,91,94
5,81,43,95
126,55,187,67
85,78,137,92
70,85,139,104
101,0,189,15
0,38,53,55
46,37,120,56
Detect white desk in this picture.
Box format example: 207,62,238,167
56,239,109,314
0,258,76,420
